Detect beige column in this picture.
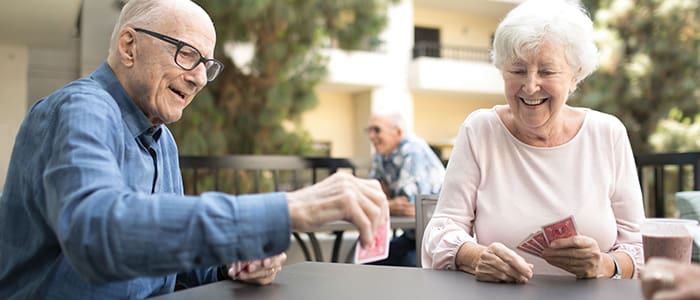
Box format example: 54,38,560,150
0,45,28,190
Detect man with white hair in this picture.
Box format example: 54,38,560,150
366,112,445,267
0,1,387,298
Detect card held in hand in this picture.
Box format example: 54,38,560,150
517,241,542,257
542,215,578,244
232,261,252,278
354,215,391,264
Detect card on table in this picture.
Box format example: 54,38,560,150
354,215,391,264
542,215,578,244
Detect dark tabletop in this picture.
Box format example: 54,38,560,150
150,262,643,300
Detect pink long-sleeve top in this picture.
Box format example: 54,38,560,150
422,107,645,276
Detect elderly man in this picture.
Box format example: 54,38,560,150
366,112,445,267
0,1,387,299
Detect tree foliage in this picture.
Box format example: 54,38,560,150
649,108,700,152
170,0,390,155
572,0,700,153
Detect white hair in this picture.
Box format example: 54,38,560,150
374,112,408,134
108,0,172,56
491,0,599,84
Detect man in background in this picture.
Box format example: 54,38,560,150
366,112,445,267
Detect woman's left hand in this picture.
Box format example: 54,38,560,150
541,235,604,278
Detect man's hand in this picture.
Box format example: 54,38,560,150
286,172,389,248
641,258,700,300
389,196,415,217
228,253,287,286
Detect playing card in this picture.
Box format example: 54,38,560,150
517,232,543,257
354,215,391,264
232,261,252,278
517,241,542,257
531,231,547,249
542,215,578,244
519,232,542,251
525,239,544,252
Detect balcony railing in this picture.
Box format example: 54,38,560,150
635,152,700,218
412,41,491,62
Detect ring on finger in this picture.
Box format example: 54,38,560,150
650,270,675,289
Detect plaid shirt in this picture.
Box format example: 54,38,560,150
369,135,445,204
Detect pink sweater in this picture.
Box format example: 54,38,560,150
422,106,645,276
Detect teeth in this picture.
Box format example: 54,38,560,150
521,98,546,106
170,87,185,98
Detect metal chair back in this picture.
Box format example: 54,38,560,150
415,194,438,267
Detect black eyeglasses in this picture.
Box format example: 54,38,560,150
365,126,382,134
134,28,224,81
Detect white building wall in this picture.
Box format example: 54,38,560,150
413,7,500,48
370,0,415,132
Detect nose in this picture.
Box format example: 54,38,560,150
522,72,541,95
185,62,209,88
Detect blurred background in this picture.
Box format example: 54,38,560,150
2,0,700,219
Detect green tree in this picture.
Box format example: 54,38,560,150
649,108,700,152
573,0,700,153
170,0,390,155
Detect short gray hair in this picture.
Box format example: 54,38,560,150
491,0,599,85
376,112,408,133
108,0,170,56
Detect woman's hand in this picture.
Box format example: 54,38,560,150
228,253,287,285
458,242,533,283
541,235,604,278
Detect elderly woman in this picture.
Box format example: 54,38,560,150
421,0,645,283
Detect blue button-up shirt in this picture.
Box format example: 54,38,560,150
0,62,291,299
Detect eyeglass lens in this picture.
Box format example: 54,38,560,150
367,126,381,134
175,45,222,81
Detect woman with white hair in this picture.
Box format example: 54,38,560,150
421,0,644,283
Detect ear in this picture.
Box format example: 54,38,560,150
117,28,137,68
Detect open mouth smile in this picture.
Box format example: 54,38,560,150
169,86,187,99
520,97,548,106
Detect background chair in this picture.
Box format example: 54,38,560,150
415,194,438,267
675,191,700,262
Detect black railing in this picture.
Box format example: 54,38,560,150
178,155,366,262
635,152,700,218
179,152,700,250
412,41,491,62
179,155,365,195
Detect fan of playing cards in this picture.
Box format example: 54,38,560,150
517,215,578,257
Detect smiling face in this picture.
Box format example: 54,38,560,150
118,2,216,125
501,41,577,132
367,115,403,156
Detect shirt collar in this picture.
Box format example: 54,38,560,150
90,62,159,144
381,138,409,161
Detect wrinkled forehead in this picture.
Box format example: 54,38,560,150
508,39,569,66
